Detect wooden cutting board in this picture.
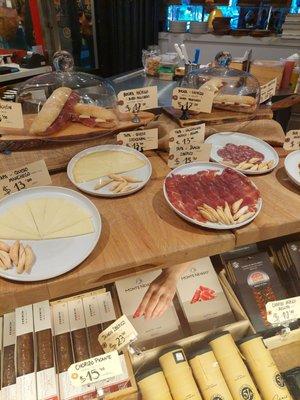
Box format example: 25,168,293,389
163,106,273,127
0,112,155,151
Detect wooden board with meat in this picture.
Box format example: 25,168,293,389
205,132,279,175
163,162,262,230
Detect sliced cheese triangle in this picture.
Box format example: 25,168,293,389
45,217,94,239
0,223,40,240
27,198,47,236
5,203,40,237
42,198,64,234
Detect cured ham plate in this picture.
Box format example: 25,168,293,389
205,132,279,175
163,162,262,230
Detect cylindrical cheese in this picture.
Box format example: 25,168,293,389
137,367,172,400
209,331,261,400
159,347,202,400
238,335,293,400
189,346,233,400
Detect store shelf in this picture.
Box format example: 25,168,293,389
0,149,299,315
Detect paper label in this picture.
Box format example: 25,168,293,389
260,78,277,104
68,351,122,387
33,301,52,332
1,385,17,400
0,160,52,199
52,302,70,335
98,315,137,353
117,86,158,113
15,305,33,336
266,296,300,325
68,298,86,331
36,368,59,400
117,128,158,151
3,312,15,347
168,143,211,168
284,130,300,151
16,374,37,400
97,292,116,323
169,123,205,146
0,100,24,129
172,87,214,113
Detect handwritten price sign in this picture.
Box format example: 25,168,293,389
169,123,205,146
117,128,158,152
68,351,122,387
98,315,137,353
283,130,300,151
117,86,158,113
172,87,214,114
0,100,24,129
266,296,300,325
0,160,51,199
168,143,211,169
260,78,277,104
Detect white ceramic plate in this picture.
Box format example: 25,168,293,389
0,186,101,282
205,132,279,175
163,162,262,230
67,144,152,197
284,150,300,187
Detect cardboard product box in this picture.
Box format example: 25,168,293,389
228,252,288,332
176,258,235,334
1,312,16,400
115,270,183,350
15,304,37,400
220,244,259,266
33,300,59,400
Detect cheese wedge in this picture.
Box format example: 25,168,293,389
73,151,146,183
27,198,47,236
0,224,40,240
45,217,94,239
6,203,40,237
41,198,65,235
42,200,91,236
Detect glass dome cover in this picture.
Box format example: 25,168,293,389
17,51,119,136
181,51,261,114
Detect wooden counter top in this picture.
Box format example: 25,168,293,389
0,149,299,314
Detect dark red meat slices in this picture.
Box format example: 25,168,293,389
165,168,260,222
217,143,264,164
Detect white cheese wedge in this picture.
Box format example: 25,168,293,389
45,217,94,239
6,203,40,237
73,150,146,183
0,224,40,240
27,198,47,236
42,200,91,236
41,198,64,235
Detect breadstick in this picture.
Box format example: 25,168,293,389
198,207,218,223
248,157,261,163
0,241,10,252
24,246,35,273
199,209,216,223
233,205,249,220
237,211,255,223
232,199,243,214
120,176,142,183
120,184,138,193
108,174,126,182
224,202,234,224
9,240,20,265
94,178,113,190
113,181,128,193
217,206,230,224
17,244,26,274
202,204,220,221
249,164,259,171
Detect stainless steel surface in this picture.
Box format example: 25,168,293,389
111,69,179,107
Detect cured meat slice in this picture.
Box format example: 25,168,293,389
217,143,264,164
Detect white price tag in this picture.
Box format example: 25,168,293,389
284,130,300,151
169,123,205,146
172,87,214,114
68,351,122,387
0,160,51,199
168,143,211,169
0,100,24,129
117,128,158,151
266,296,300,325
98,315,138,353
117,86,158,113
260,78,277,104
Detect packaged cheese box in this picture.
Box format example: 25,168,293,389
15,304,37,400
176,258,235,334
116,270,183,349
2,312,16,400
33,300,59,400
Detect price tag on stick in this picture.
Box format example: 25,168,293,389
283,130,300,151
98,315,138,353
68,351,122,387
0,100,24,129
117,86,158,113
172,87,214,114
266,296,300,325
169,123,205,146
168,143,211,168
117,128,158,151
0,160,51,199
260,78,277,104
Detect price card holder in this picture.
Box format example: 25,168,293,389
168,143,211,169
260,78,277,104
68,351,122,387
0,100,24,129
284,130,300,151
117,86,158,113
98,315,138,353
172,87,214,114
0,160,52,199
169,123,205,146
117,128,158,152
266,296,300,326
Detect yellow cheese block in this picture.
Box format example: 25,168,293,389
46,217,94,239
73,150,146,183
